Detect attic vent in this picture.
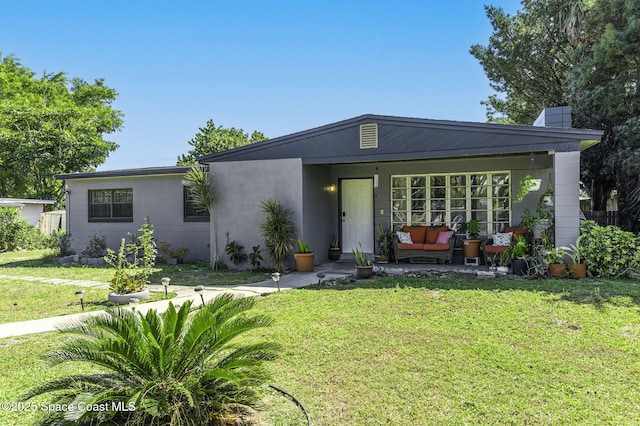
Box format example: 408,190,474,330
360,123,378,149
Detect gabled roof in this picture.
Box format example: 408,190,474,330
198,114,603,165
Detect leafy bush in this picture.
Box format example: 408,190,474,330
105,219,157,293
81,233,107,257
25,295,279,425
579,220,640,278
53,229,74,256
225,232,248,265
0,207,49,252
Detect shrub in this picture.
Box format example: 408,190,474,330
0,207,46,252
105,219,157,293
579,220,640,278
24,295,279,425
54,229,74,256
259,198,295,272
81,233,107,257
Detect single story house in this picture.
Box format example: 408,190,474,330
57,107,602,267
0,198,56,228
57,166,210,260
198,107,602,266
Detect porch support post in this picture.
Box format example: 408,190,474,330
553,151,581,247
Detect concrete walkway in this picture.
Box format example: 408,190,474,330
0,269,351,339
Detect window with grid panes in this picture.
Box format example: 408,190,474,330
390,172,511,234
88,189,133,222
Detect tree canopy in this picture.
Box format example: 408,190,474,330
0,54,123,203
177,119,267,165
471,0,640,228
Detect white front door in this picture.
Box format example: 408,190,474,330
341,179,374,253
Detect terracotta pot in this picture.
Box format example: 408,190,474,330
568,263,587,278
548,263,567,277
328,248,341,261
462,239,482,258
294,252,315,272
374,255,389,264
356,265,373,278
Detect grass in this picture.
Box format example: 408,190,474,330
0,250,271,287
2,251,639,424
244,276,640,425
0,279,176,323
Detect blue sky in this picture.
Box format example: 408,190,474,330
1,0,522,171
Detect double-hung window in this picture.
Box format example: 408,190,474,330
88,189,133,222
183,187,210,222
391,172,510,234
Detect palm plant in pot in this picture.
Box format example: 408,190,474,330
566,236,587,278
375,224,393,263
461,219,482,258
294,238,315,272
352,242,373,278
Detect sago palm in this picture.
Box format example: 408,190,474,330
24,294,279,425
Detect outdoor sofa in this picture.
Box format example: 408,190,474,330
392,225,455,264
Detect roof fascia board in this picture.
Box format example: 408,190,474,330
57,167,192,180
200,114,603,163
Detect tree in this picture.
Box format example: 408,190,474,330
177,120,267,165
469,1,592,124
471,0,640,228
25,295,279,425
183,164,222,269
0,54,123,203
566,0,640,226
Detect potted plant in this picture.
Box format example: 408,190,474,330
509,235,530,275
352,242,373,278
461,219,482,258
515,175,542,203
533,189,554,239
545,247,567,277
294,238,315,272
566,236,587,278
497,247,511,273
375,224,393,264
329,235,341,261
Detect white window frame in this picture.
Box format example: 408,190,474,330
390,171,511,235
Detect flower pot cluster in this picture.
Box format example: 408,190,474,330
544,239,587,278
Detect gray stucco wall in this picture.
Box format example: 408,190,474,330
64,174,210,260
209,158,304,270
553,151,581,247
302,165,333,262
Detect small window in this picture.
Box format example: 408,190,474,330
184,187,210,222
89,189,133,222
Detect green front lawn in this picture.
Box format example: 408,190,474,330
0,250,271,287
1,275,639,425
